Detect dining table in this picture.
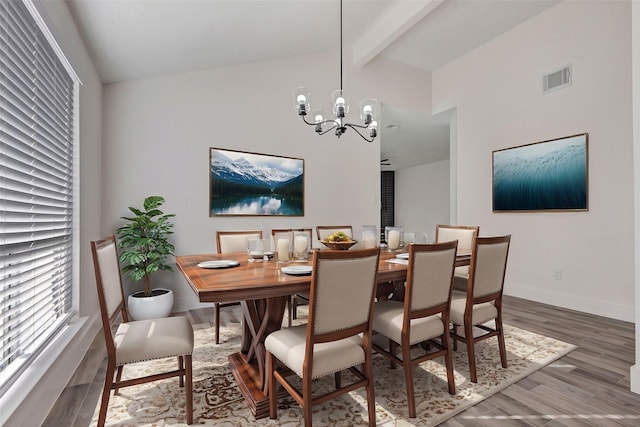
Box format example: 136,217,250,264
176,248,471,419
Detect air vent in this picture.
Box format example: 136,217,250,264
543,65,571,93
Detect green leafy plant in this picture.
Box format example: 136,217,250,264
117,196,175,297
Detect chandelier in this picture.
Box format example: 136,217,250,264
293,0,379,142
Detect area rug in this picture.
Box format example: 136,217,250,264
90,311,576,427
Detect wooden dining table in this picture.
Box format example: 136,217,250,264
176,248,471,419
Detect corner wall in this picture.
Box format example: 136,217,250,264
631,0,640,394
395,160,450,240
432,0,634,321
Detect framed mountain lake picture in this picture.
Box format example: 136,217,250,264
492,133,588,212
210,148,304,216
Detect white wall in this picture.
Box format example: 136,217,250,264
433,0,634,321
631,0,640,395
102,53,431,311
3,1,104,426
395,159,450,241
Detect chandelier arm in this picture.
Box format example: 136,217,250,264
301,115,338,128
344,122,369,130
301,115,339,135
344,123,375,143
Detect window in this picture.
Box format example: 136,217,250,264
0,0,78,394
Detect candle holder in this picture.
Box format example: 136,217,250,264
247,238,269,263
361,225,378,249
274,231,293,263
292,230,311,261
384,225,403,251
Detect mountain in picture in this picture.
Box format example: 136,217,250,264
211,150,297,187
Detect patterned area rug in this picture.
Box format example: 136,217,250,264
90,310,575,426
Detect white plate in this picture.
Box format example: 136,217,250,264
281,265,312,275
396,253,409,260
197,260,240,269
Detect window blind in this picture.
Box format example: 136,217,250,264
0,0,76,395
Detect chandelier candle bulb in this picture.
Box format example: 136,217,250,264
297,95,306,114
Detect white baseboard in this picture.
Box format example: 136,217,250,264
1,312,101,427
173,294,212,313
504,283,634,323
631,364,640,395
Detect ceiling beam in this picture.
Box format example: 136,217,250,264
351,0,446,68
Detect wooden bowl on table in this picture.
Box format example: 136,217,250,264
320,240,357,250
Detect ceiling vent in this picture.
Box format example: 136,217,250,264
543,64,571,93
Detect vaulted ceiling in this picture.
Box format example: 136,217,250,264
66,0,560,169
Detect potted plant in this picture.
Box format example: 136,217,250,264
117,195,176,320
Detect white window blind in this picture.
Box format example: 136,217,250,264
0,0,76,395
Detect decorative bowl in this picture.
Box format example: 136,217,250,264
320,240,357,250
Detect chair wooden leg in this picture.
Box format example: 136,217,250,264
465,322,478,383
214,302,220,344
389,339,397,369
451,324,458,351
334,371,342,389
114,365,123,395
286,295,293,327
292,295,298,320
302,366,313,427
401,339,416,418
184,354,193,424
442,330,456,395
97,361,116,427
496,316,508,368
267,352,278,420
364,346,377,426
178,356,184,387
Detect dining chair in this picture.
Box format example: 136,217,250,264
90,235,194,427
316,225,353,241
266,248,381,427
436,224,479,288
372,241,458,418
271,228,313,325
215,230,262,343
449,235,511,383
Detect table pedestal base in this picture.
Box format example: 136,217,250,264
228,352,291,419
228,352,270,418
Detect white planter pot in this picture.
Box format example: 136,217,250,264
127,288,174,320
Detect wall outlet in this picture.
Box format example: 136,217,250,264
553,270,562,281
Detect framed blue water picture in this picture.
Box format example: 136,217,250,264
210,148,304,216
492,133,588,212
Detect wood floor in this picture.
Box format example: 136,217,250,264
43,295,640,426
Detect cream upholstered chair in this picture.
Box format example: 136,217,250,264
372,241,458,418
266,248,380,427
271,228,313,325
91,235,194,427
449,235,511,383
316,225,353,241
215,230,262,343
436,224,479,288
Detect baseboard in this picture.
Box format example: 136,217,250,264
1,312,102,427
505,283,634,322
173,294,212,313
631,364,640,395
